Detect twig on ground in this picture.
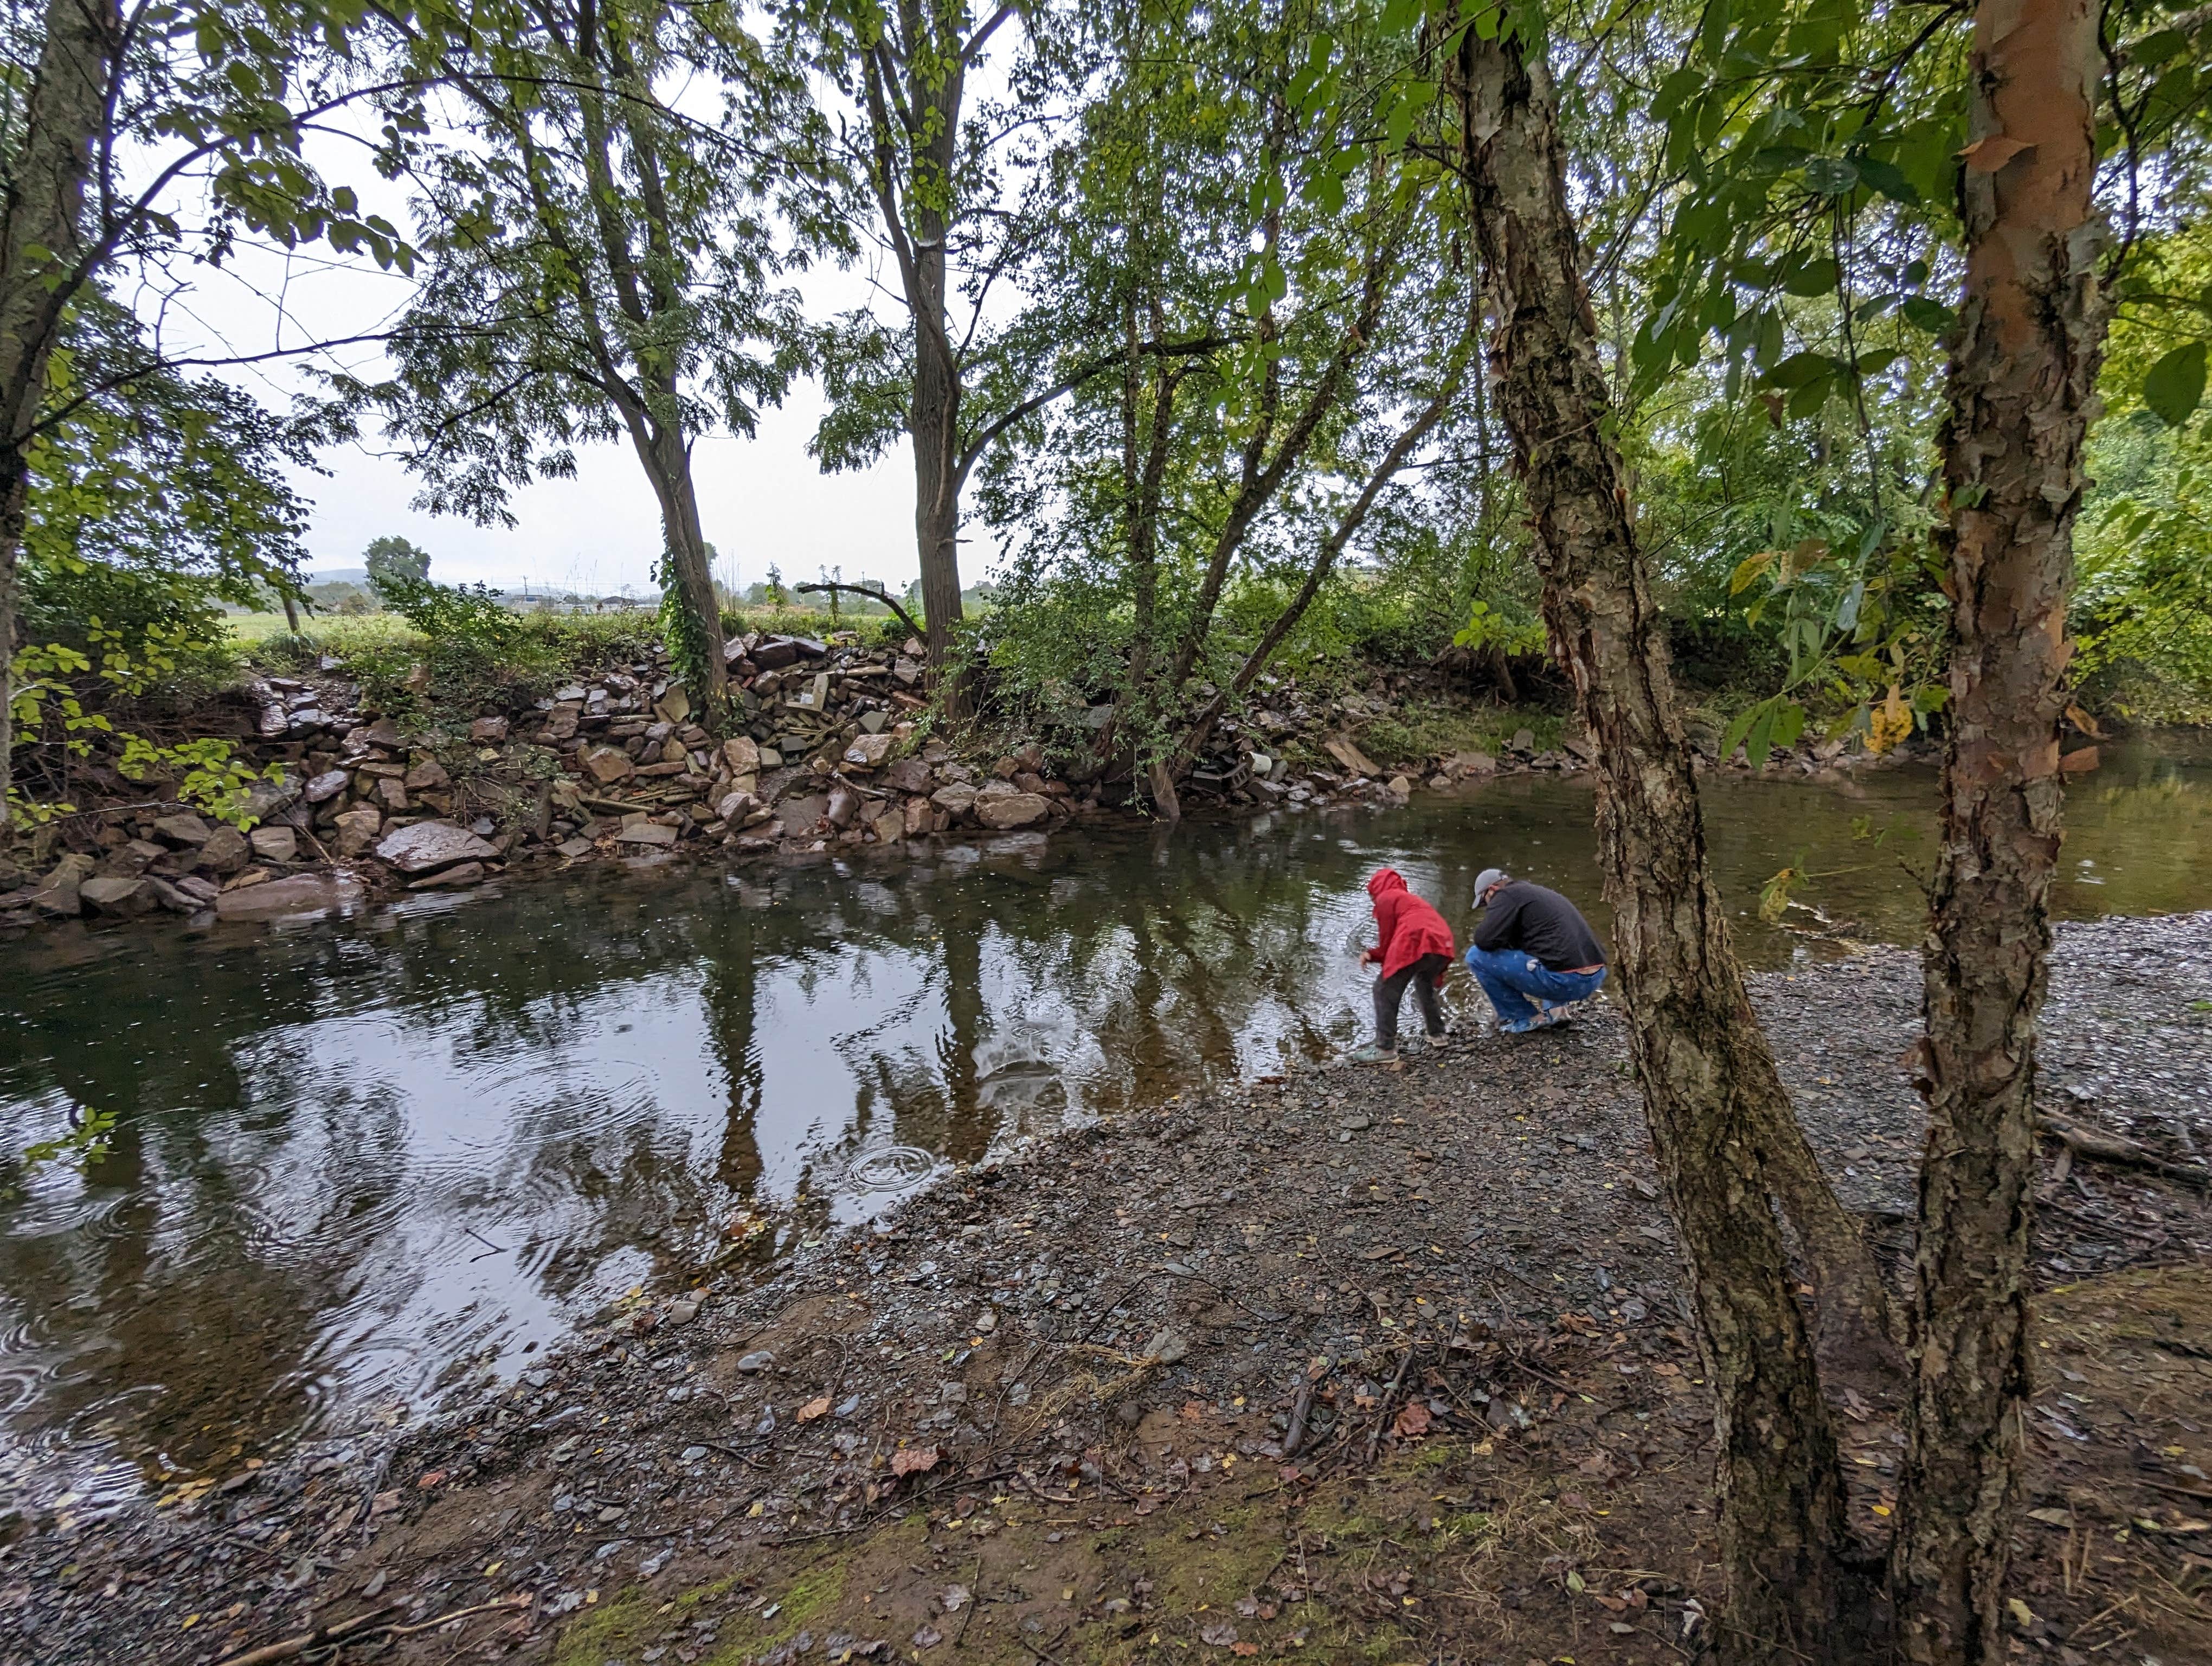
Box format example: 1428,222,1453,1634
2040,1116,2210,1189
1283,1379,1315,1460
954,1554,984,1648
212,1594,528,1666
1366,1344,1419,1466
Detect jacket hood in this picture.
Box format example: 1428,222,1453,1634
1366,868,1408,901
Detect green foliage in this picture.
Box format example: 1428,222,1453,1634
20,290,311,671
119,736,284,827
364,535,432,593
657,548,717,714
5,1109,117,1199
1454,599,1547,659
370,573,523,651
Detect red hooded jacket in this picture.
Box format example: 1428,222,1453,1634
1366,868,1456,981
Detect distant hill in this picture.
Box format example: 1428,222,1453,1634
307,566,370,585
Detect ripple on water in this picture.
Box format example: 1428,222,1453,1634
845,1145,938,1193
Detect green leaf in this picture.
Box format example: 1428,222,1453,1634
1745,705,1778,769
1780,257,1841,298
1851,156,1919,204
1801,156,1858,195
2144,341,2208,427
1767,350,1838,389
1722,702,1763,760
1900,296,1955,334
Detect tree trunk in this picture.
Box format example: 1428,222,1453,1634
0,0,117,827
636,419,728,723
872,10,969,709
912,322,964,705
1450,24,1873,1660
1098,311,1177,774
1891,0,2105,1656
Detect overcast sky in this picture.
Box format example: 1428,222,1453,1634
157,230,922,598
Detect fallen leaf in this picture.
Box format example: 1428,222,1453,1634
798,1395,832,1423
417,1470,447,1489
2025,1507,2072,1527
1199,1622,1240,1646
1180,1401,1207,1422
911,1624,944,1649
943,1584,972,1612
892,1445,940,1477
1392,1401,1434,1438
1232,1645,1260,1657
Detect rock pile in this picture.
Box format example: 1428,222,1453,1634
3,627,1641,931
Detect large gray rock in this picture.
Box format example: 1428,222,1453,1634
331,805,383,856
720,736,760,776
197,825,250,876
843,733,893,770
580,745,634,786
613,821,678,847
776,794,827,836
80,875,157,917
152,810,214,845
975,792,1050,830
215,873,365,920
468,715,510,744
409,861,486,889
28,853,98,916
249,825,299,863
240,778,301,822
930,782,978,817
825,787,860,829
300,770,348,805
374,820,499,874
99,840,164,879
883,758,933,795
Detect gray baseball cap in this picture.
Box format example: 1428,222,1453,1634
1473,868,1508,906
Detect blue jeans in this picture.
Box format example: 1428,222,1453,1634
1463,945,1606,1030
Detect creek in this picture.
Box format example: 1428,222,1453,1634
4,734,2209,1516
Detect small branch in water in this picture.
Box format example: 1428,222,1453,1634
462,1227,510,1260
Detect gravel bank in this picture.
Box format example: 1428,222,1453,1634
5,912,2208,1665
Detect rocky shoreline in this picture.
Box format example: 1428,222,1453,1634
2,627,1928,934
6,913,2207,1666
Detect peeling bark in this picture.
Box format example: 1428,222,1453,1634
1893,0,2106,1657
1449,22,1876,1660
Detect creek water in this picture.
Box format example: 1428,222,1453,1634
5,735,2209,1515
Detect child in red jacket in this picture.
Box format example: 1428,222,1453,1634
1353,868,1456,1062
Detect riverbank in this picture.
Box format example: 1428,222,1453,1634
7,913,2208,1666
0,618,1936,934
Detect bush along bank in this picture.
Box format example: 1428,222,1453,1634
0,625,1934,930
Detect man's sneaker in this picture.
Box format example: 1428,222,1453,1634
1348,1044,1400,1064
1497,1017,1541,1035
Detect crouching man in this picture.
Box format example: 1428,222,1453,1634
1465,868,1606,1034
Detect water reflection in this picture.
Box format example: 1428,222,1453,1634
3,735,2207,1510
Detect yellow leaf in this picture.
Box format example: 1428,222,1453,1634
1729,550,1778,595
798,1395,831,1423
